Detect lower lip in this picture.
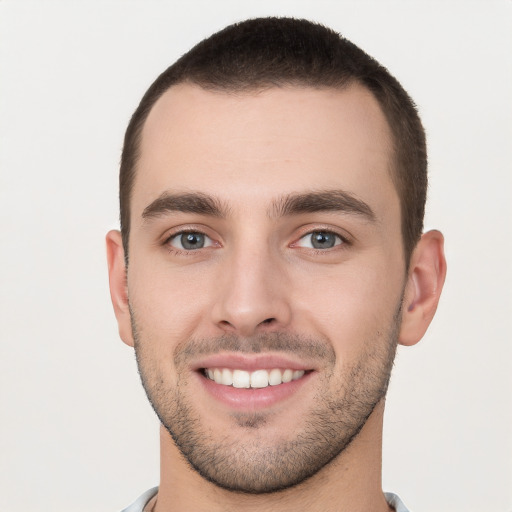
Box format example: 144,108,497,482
196,371,314,410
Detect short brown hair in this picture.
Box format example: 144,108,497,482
120,17,427,264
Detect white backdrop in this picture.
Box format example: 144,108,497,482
1,1,511,511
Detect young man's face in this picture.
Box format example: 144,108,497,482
113,84,409,492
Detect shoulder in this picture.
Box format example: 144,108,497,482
120,487,158,512
384,492,411,512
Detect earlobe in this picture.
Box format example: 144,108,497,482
399,230,447,346
106,230,134,347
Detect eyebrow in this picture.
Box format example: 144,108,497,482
142,192,229,220
141,189,376,222
270,190,376,221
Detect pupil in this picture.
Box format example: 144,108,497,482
312,232,335,249
181,233,204,250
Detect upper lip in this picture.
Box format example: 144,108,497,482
192,353,314,372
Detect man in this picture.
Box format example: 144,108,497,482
106,17,446,512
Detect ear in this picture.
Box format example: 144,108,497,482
399,230,447,346
106,230,134,347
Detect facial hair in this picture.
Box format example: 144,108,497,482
131,304,400,494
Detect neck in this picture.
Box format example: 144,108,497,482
153,401,391,512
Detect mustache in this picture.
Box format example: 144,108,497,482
173,332,336,368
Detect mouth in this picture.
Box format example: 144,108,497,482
202,367,308,389
193,355,315,410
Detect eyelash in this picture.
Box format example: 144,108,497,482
162,228,351,255
163,229,216,255
292,229,351,252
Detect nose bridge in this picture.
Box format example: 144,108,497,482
212,236,291,335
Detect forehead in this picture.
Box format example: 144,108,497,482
133,83,397,221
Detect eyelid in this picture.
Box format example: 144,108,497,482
290,225,352,249
161,225,221,252
294,232,343,249
169,231,214,250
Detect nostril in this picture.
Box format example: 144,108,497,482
216,317,280,334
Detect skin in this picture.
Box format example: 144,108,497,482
107,84,446,512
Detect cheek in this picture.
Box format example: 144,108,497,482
127,242,405,360
128,260,218,340
290,260,403,358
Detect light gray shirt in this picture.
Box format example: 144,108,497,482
121,487,411,511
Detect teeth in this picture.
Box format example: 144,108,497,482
282,369,293,383
268,368,282,386
250,370,269,388
205,368,306,388
221,368,233,386
232,369,250,388
293,370,304,380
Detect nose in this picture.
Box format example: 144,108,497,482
211,243,292,337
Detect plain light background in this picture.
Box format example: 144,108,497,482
1,1,511,511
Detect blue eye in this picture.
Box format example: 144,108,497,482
169,232,213,250
296,231,343,249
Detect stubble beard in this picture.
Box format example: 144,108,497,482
131,305,400,494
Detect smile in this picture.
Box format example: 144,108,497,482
204,368,307,388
